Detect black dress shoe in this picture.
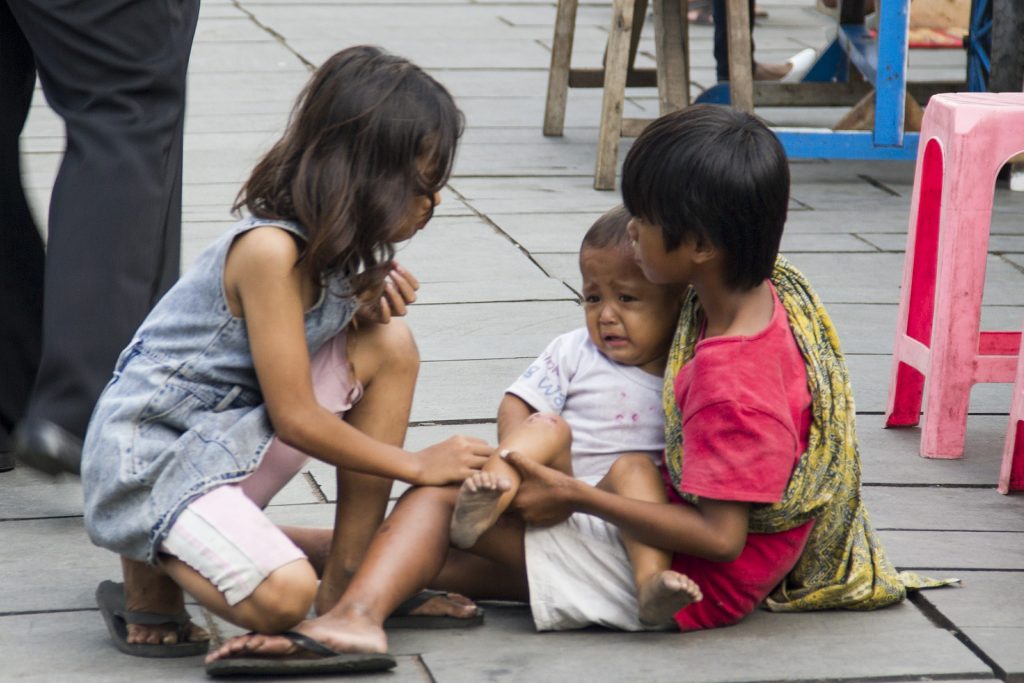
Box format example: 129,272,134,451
13,418,82,476
0,450,14,473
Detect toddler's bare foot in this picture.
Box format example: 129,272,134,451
637,570,702,627
449,471,511,549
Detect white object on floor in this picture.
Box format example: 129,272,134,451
780,48,817,83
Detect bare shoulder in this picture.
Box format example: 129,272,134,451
224,225,307,316
227,225,303,275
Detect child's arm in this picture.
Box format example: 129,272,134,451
226,227,490,485
505,452,749,562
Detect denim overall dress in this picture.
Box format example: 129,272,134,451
82,216,357,564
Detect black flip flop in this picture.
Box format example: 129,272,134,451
95,580,209,657
383,589,485,629
205,630,396,678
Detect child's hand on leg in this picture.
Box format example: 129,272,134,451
503,451,580,527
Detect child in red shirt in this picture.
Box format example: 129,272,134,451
599,104,814,630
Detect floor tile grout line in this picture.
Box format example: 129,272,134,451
414,654,440,683
898,567,1024,572
908,591,1009,682
231,0,315,71
443,183,581,301
863,483,1010,489
0,607,97,618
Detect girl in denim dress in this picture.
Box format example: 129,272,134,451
80,46,491,670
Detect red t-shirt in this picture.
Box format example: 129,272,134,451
668,283,815,631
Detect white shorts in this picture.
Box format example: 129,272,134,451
524,486,669,632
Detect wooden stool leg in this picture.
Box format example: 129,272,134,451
725,0,753,113
653,0,690,115
595,0,636,190
544,0,580,137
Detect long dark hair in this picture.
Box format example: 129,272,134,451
234,45,464,302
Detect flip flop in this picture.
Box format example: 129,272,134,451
95,580,209,658
383,589,485,629
205,630,396,678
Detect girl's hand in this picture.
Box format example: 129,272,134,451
413,435,492,485
357,262,420,325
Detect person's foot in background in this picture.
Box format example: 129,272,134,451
754,48,816,82
13,417,82,475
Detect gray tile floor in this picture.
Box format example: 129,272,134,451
5,0,1024,680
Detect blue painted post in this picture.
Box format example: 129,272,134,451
873,0,910,147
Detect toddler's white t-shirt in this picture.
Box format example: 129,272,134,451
506,327,665,480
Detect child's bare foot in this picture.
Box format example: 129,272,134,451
205,609,386,664
449,471,511,549
637,570,702,627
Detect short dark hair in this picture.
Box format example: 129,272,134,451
581,205,632,252
620,105,789,291
235,45,463,303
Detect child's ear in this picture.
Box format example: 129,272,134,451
692,240,717,264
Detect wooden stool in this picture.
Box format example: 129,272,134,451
885,93,1024,462
543,0,690,190
1000,323,1024,494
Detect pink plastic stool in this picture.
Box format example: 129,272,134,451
1000,327,1024,494
885,93,1024,466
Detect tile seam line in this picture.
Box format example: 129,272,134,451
414,654,440,683
863,482,1013,489
231,0,315,71
0,607,97,617
880,528,1024,533
444,183,577,295
908,591,1009,682
900,566,1024,572
729,675,992,683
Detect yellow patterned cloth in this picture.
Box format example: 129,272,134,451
663,255,953,611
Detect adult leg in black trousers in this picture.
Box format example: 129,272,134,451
0,0,43,472
1,0,199,474
713,0,756,82
1,0,210,655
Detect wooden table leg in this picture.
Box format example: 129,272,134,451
726,0,753,113
595,0,636,190
544,0,580,136
654,0,690,115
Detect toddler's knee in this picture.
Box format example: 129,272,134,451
246,560,317,633
607,453,658,481
523,412,572,449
